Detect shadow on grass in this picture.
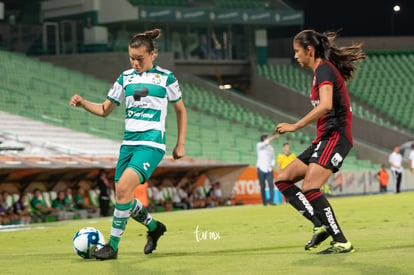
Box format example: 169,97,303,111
296,251,405,275
134,244,301,258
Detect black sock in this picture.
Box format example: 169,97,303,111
275,181,322,227
304,189,347,243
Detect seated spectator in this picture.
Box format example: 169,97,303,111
187,183,209,209
52,191,75,221
1,191,17,224
64,187,75,211
30,188,58,223
150,182,166,211
0,195,12,225
12,193,31,224
207,181,227,207
73,187,100,219
160,178,176,211
173,182,191,210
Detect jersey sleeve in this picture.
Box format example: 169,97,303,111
107,73,125,106
256,140,269,150
166,74,182,103
316,63,335,88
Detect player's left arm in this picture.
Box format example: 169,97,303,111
276,84,333,133
172,99,187,160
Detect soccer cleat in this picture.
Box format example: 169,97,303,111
92,244,118,260
317,241,355,255
144,221,167,254
305,226,330,250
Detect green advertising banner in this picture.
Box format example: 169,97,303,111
138,7,303,25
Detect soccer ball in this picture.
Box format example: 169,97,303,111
72,227,105,259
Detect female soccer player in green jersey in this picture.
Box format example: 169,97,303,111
70,28,187,260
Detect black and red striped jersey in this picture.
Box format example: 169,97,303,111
310,59,353,145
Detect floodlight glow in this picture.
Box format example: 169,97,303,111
393,5,400,12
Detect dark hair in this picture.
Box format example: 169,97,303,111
260,134,268,141
294,29,366,81
129,28,161,53
18,193,27,202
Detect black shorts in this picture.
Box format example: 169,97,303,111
297,131,352,173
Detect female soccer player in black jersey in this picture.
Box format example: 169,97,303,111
275,29,365,254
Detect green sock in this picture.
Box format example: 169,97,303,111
131,198,157,232
109,201,131,251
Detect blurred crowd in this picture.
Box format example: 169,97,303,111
0,171,231,226
146,172,231,212
0,186,101,225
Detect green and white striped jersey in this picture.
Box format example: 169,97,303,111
107,65,182,151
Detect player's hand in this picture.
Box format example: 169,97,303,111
172,144,185,160
69,94,84,107
275,122,297,134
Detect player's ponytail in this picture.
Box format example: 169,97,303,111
294,29,365,81
143,28,161,41
129,28,161,54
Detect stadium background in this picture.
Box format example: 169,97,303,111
0,0,413,209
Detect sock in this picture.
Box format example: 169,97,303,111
109,201,132,251
304,189,347,243
130,198,157,232
275,181,322,227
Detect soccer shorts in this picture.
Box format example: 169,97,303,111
115,145,165,183
297,131,352,173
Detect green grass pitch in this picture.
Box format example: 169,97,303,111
1,192,414,275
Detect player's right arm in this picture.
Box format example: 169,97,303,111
69,94,117,117
267,134,280,143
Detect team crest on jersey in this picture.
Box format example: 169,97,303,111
152,74,161,85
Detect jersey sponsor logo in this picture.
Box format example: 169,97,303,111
324,207,341,235
133,85,149,101
331,153,343,167
133,101,149,108
143,162,150,171
127,110,155,119
296,192,314,216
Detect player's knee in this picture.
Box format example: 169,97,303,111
115,183,132,203
275,170,289,182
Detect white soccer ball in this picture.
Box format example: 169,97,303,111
72,227,105,259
